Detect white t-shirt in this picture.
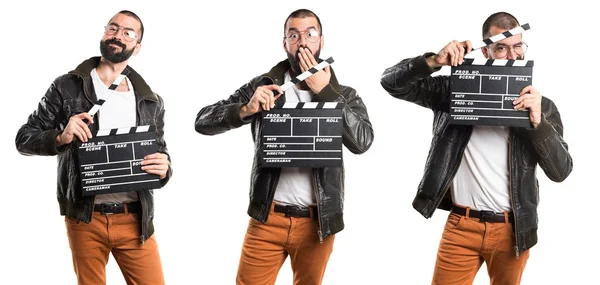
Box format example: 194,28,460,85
272,72,317,207
90,68,139,204
451,125,511,212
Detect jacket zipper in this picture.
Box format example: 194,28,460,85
139,190,147,245
135,99,148,245
264,76,282,223
265,169,282,223
312,169,324,243
432,128,473,214
509,132,520,258
80,74,100,222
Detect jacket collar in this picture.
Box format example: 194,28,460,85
69,56,158,102
260,58,341,94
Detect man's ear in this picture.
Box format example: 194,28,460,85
482,46,489,58
133,42,142,56
320,35,325,52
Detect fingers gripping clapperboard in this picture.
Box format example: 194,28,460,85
450,23,534,128
259,57,344,168
75,68,161,196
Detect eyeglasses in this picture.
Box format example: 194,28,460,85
490,41,528,58
284,29,321,45
104,24,138,42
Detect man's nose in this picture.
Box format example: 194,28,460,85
506,48,518,60
298,34,309,46
112,29,126,42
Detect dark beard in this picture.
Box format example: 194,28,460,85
287,46,321,74
100,39,135,63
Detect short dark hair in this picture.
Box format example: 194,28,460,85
482,12,519,39
116,10,145,43
283,9,323,36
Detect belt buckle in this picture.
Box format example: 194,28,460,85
479,211,495,222
284,206,300,217
102,203,120,215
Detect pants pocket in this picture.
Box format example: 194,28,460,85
445,213,463,229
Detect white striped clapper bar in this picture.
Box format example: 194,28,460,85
461,58,534,67
260,101,344,168
471,23,531,51
87,68,131,117
76,124,161,196
274,57,334,95
95,125,155,137
280,102,344,109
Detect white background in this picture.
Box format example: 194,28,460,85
0,0,596,284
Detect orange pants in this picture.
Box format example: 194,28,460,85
432,211,530,285
236,203,335,285
64,211,164,285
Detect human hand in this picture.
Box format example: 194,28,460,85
513,85,542,128
56,112,94,146
298,47,331,94
141,152,170,180
240,85,283,118
426,40,473,68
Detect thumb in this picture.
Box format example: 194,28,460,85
324,65,331,74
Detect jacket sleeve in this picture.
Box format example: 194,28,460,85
519,98,573,182
194,81,256,136
313,83,374,154
154,94,173,187
380,53,451,111
15,78,68,156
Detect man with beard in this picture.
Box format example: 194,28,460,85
195,8,373,285
380,12,572,284
15,10,171,285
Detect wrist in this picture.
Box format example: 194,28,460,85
240,105,251,119
314,84,326,94
425,54,442,69
55,134,63,147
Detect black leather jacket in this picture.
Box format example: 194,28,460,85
195,59,374,241
15,57,172,244
380,53,573,254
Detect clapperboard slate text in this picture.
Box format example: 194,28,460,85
260,102,344,168
76,125,161,196
450,58,534,128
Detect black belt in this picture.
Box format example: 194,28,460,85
274,204,318,220
451,206,514,223
94,202,141,215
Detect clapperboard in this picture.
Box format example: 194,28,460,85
77,125,160,196
450,23,534,128
450,58,534,127
259,57,344,168
75,68,161,196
